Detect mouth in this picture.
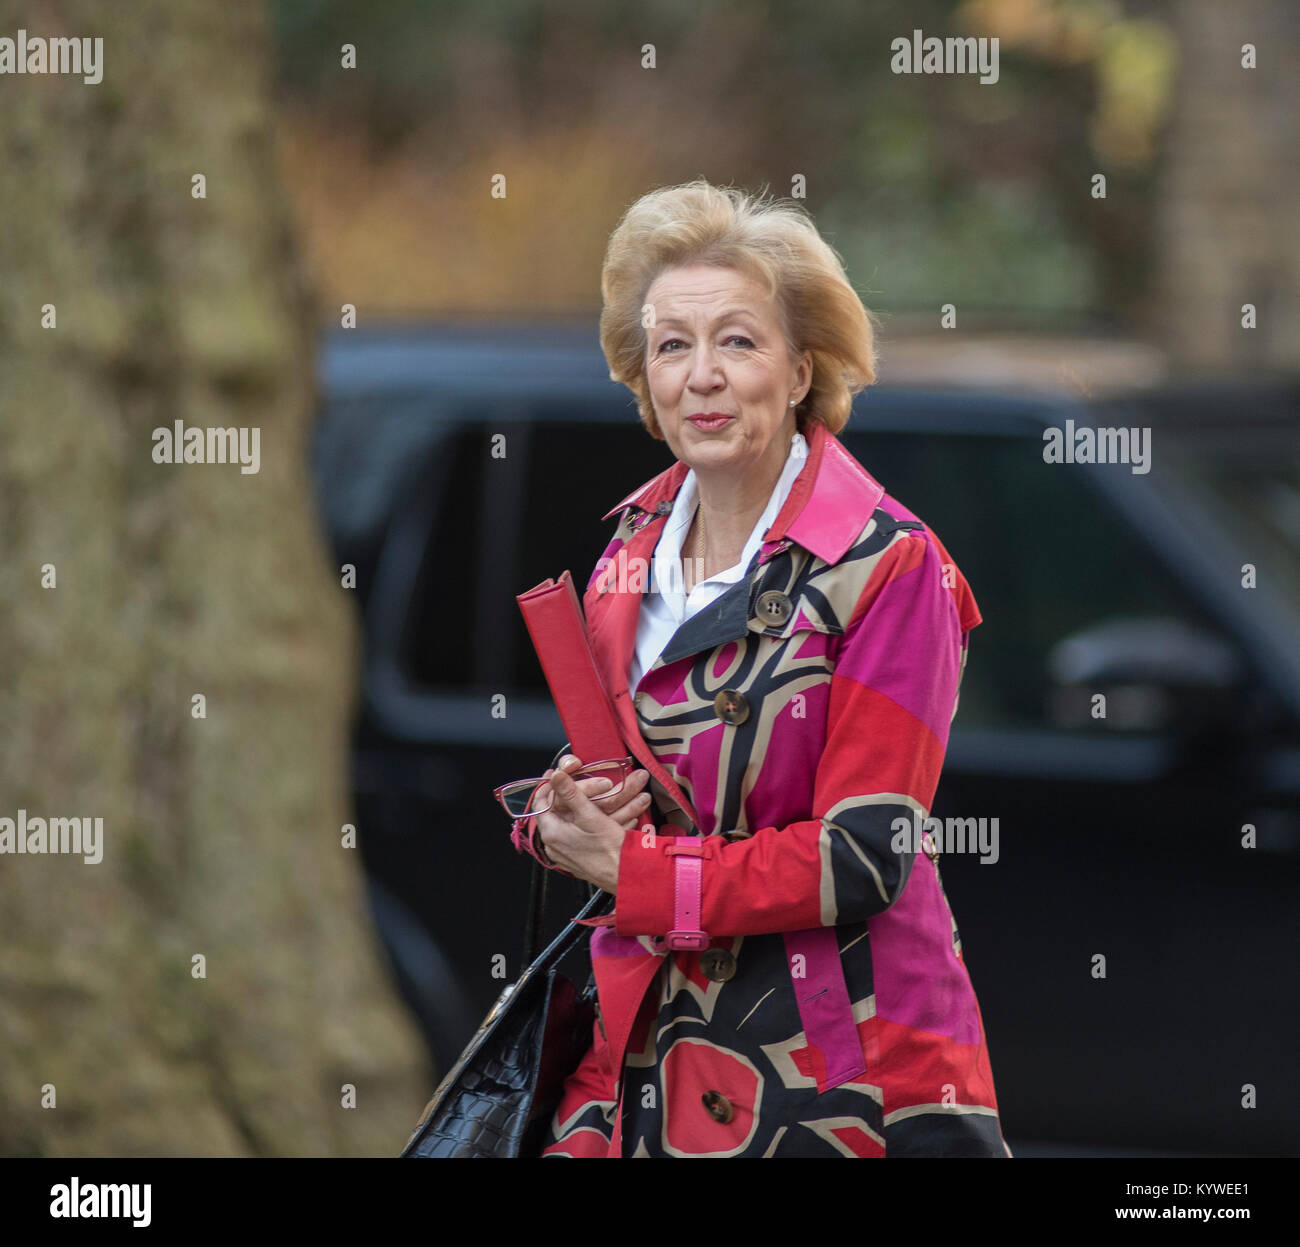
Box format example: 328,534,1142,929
686,413,735,431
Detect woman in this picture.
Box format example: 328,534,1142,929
526,179,1009,1158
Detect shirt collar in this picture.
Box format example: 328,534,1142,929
600,420,885,567
651,432,807,593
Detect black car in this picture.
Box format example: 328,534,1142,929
311,321,1300,1157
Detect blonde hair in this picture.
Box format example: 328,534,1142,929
599,179,877,440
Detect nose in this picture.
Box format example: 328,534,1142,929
685,340,726,393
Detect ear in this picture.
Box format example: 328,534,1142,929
797,349,813,395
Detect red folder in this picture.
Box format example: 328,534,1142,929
516,570,627,764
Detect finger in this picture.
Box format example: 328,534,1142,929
614,802,651,830
547,757,586,798
546,764,590,816
607,789,653,825
574,775,617,799
619,768,651,795
552,769,635,836
581,767,649,810
580,775,640,812
542,756,583,782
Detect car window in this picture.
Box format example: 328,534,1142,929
403,417,673,694
1168,449,1300,618
402,418,1233,732
838,429,1230,730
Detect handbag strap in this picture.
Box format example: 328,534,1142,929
521,857,607,970
522,856,548,968
522,882,611,980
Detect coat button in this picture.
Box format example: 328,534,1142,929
701,1090,734,1123
755,590,792,627
656,500,673,515
712,689,749,725
700,948,736,982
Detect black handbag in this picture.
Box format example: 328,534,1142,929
399,864,611,1158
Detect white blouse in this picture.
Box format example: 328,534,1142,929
628,431,808,692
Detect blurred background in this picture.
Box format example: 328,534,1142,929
1,0,1296,1156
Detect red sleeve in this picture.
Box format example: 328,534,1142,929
614,527,976,938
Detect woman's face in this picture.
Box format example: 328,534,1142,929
643,264,812,484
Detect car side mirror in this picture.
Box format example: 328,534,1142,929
1046,616,1245,733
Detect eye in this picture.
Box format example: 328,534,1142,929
655,334,753,353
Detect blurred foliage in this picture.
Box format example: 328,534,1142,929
266,0,1180,323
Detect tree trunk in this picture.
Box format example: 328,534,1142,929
1146,0,1300,370
0,0,426,1155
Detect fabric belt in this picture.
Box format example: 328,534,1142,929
781,926,867,1091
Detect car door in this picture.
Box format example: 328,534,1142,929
838,397,1300,1155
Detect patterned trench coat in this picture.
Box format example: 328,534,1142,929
539,420,1009,1158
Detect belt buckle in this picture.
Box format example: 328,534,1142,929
663,930,710,952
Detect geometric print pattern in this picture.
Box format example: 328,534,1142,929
540,422,1010,1158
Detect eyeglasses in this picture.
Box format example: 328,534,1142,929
493,752,636,819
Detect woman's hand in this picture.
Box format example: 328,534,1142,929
534,756,654,893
